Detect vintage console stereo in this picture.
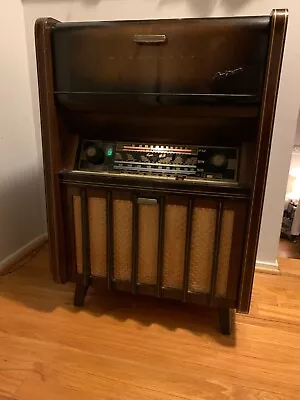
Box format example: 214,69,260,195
35,9,288,334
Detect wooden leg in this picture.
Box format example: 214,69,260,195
74,275,90,307
218,307,232,335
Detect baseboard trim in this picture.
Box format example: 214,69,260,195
255,259,280,275
0,233,48,274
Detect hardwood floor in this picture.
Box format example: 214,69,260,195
278,238,300,259
278,257,300,277
1,244,300,400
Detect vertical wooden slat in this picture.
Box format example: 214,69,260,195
183,199,193,302
80,188,91,286
73,195,83,274
157,197,165,297
131,195,139,294
64,186,80,281
210,201,223,304
106,191,113,289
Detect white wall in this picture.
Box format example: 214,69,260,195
0,0,45,265
22,0,300,268
286,150,300,200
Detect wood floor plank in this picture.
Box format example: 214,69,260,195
279,257,300,277
0,357,33,399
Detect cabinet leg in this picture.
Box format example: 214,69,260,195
74,275,90,307
218,307,232,335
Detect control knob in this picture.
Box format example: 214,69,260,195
210,153,228,170
85,144,105,164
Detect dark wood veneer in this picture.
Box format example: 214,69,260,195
35,18,68,283
238,9,288,312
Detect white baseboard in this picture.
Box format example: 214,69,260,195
0,233,48,274
255,259,280,275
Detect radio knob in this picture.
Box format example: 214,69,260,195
85,144,105,164
210,153,228,169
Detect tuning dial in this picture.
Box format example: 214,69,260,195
85,144,105,164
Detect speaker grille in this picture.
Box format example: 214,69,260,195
72,191,244,303
113,199,132,281
89,197,107,277
138,203,159,285
163,203,187,289
189,206,216,293
216,209,235,296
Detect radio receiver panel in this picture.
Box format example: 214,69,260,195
76,141,239,182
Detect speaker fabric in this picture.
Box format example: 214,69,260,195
189,205,217,293
113,199,133,281
138,203,159,285
73,192,242,301
89,197,107,277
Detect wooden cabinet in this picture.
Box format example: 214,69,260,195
36,10,288,334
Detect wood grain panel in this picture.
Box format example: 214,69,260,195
238,9,288,311
35,18,67,283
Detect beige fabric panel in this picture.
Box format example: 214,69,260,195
189,206,216,293
216,209,235,296
73,195,83,274
113,199,133,281
89,197,107,277
163,203,187,289
138,203,159,285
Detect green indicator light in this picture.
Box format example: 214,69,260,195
107,149,113,156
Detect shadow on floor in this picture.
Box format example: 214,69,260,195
0,243,236,347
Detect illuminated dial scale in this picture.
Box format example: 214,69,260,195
78,141,238,182
114,144,198,176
